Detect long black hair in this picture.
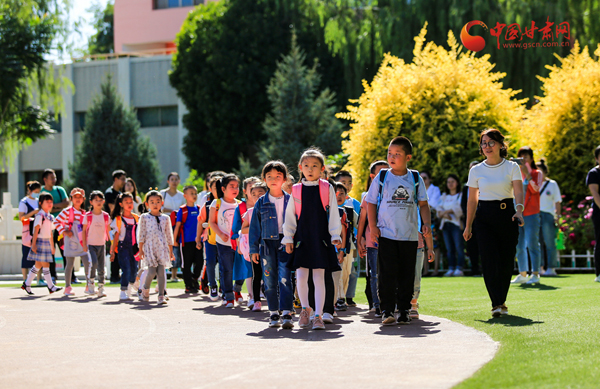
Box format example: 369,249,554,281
111,192,134,219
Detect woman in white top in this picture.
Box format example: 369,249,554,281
436,174,464,276
160,172,185,282
125,178,143,214
536,160,562,276
464,128,524,318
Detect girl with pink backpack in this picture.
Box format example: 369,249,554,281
82,191,111,297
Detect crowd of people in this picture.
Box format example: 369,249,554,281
15,131,600,329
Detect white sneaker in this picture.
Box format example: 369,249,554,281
444,270,455,277
491,306,502,317
85,283,95,295
119,290,130,300
247,298,255,310
322,312,334,324
542,268,558,277
511,274,529,284
526,274,540,285
97,285,106,298
453,270,465,277
594,276,600,283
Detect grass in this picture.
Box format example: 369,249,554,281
3,273,599,387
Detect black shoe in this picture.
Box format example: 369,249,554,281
185,288,194,293
374,306,382,318
48,285,62,294
269,314,281,328
281,314,294,329
382,312,396,325
397,310,411,325
21,282,34,295
346,298,357,307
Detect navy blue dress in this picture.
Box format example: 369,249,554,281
289,184,339,271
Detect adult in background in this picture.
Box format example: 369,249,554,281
511,146,543,285
421,171,441,276
586,145,600,283
437,174,464,276
461,161,481,276
105,169,127,284
464,128,524,317
41,169,71,284
161,172,186,282
19,181,41,282
125,177,143,213
537,159,562,277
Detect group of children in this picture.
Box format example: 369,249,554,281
20,136,436,330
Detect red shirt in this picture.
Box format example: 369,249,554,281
523,169,543,216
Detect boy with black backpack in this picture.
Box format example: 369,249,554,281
365,136,432,325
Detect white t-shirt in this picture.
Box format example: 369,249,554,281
83,213,110,246
365,169,428,241
539,180,561,216
436,193,463,229
110,216,136,242
467,159,521,201
426,184,442,209
210,198,239,246
34,211,55,239
268,193,285,234
19,197,39,214
161,189,185,213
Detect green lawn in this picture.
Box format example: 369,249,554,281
4,274,599,387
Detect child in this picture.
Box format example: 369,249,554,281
196,175,223,301
110,192,140,301
21,193,62,295
139,190,175,304
54,188,90,296
19,181,41,282
334,170,362,307
357,160,390,317
241,181,268,311
231,177,260,306
365,137,431,325
282,174,295,194
283,149,343,330
82,191,111,297
333,182,350,310
209,174,241,308
173,185,203,294
250,162,295,328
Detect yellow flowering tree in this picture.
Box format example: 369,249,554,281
521,42,600,201
337,23,527,198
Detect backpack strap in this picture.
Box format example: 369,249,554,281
239,201,247,216
292,183,302,219
409,169,423,231
377,169,389,212
318,179,330,212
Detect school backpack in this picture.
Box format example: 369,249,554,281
171,204,199,247
343,205,355,252
291,179,330,219
85,211,111,243
230,200,247,252
112,214,140,255
58,207,85,250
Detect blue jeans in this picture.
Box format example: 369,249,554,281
367,247,380,307
204,242,219,288
261,237,293,312
540,211,558,269
517,213,542,273
216,243,235,301
117,244,138,291
442,223,465,271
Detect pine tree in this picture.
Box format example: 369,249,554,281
259,34,344,174
69,75,161,196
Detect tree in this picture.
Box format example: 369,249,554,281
0,0,72,165
521,42,600,201
170,0,344,174
69,75,161,196
87,0,114,55
259,34,344,173
338,24,527,198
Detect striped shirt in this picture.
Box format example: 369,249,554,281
54,207,86,235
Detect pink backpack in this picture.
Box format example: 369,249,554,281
85,211,111,243
291,179,330,219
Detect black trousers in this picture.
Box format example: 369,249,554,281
110,240,121,283
308,268,335,315
467,227,481,275
474,200,519,308
593,210,600,276
251,260,262,302
377,238,418,314
181,243,204,290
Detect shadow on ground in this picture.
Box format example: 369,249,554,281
476,314,544,327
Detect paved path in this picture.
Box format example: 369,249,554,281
0,287,497,388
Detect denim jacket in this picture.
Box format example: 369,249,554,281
249,190,290,255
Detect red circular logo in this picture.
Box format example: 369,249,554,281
460,21,488,52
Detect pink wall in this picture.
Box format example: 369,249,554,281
114,0,214,53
